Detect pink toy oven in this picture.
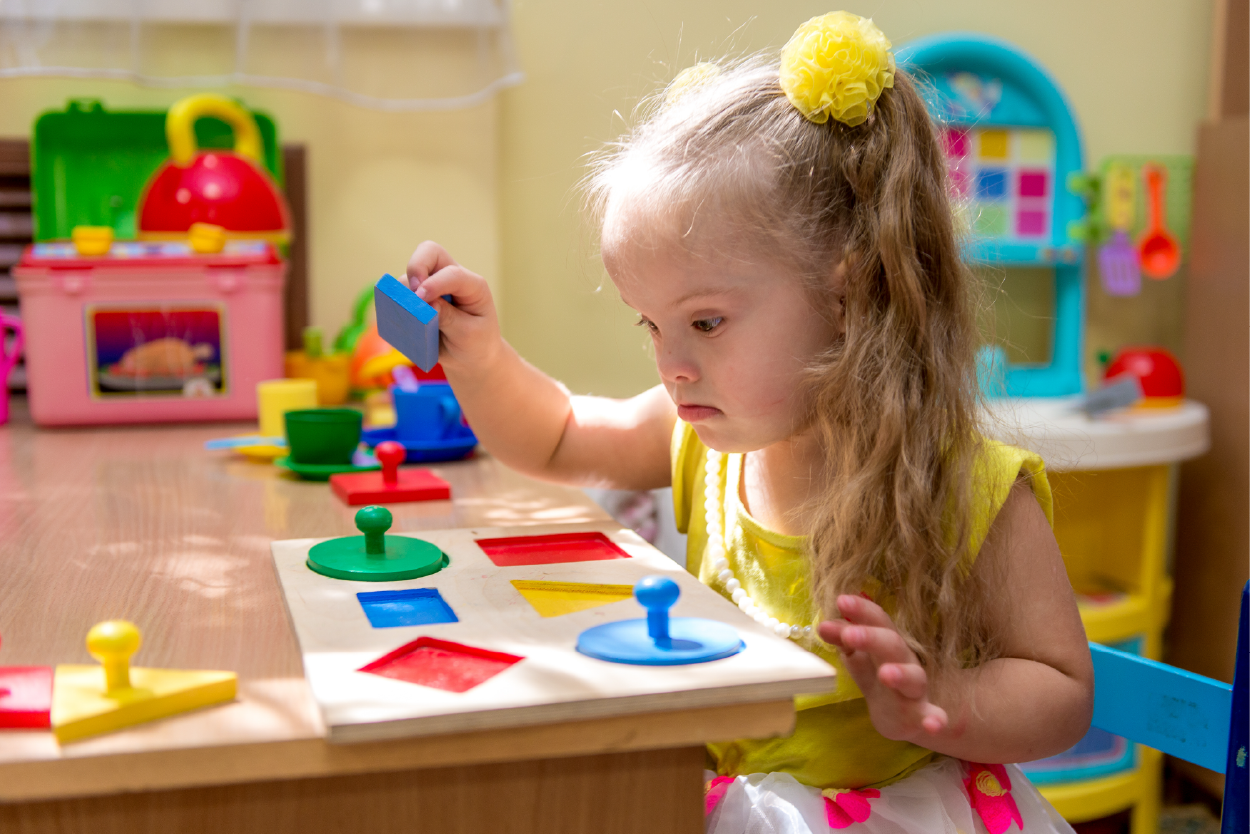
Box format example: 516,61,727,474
13,241,284,426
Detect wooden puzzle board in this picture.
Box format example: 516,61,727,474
271,523,836,743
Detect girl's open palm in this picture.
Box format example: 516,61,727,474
818,594,949,743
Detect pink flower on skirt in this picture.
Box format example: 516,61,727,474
821,787,880,829
963,762,1023,834
704,775,734,817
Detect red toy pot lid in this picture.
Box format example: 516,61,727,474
1103,347,1185,399
138,151,290,240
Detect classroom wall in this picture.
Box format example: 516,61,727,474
499,0,1215,397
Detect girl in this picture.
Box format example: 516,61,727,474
402,12,1091,833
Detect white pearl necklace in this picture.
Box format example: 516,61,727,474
704,448,812,641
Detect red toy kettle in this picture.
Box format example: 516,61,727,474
138,94,290,243
1103,346,1185,407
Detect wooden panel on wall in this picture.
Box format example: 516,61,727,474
282,143,309,352
1169,116,1249,685
0,139,31,391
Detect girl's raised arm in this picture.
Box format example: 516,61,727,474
405,241,675,491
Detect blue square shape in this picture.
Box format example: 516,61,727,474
357,588,459,628
976,169,1007,200
375,273,440,372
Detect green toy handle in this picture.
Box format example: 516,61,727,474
355,506,392,556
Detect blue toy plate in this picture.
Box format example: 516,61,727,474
576,617,744,666
361,426,477,463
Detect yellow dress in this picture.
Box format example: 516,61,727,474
671,420,1054,791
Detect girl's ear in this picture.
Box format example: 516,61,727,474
829,260,848,338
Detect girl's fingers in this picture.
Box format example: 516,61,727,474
816,619,845,646
878,662,929,700
837,624,915,665
920,702,949,735
412,266,493,317
406,241,458,286
835,594,897,630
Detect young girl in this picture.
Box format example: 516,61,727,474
401,12,1091,833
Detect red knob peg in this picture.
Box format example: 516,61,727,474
375,441,405,486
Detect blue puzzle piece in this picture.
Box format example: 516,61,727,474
357,588,458,628
375,274,440,372
576,576,743,666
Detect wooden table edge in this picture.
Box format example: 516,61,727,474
0,698,795,802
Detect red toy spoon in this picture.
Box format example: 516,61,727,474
1138,165,1181,280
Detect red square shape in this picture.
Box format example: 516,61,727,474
330,468,451,506
474,531,631,567
359,638,522,693
1016,209,1047,236
1017,170,1049,198
0,666,53,729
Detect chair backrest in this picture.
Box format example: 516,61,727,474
1090,643,1232,772
1221,582,1247,833
1089,581,1247,833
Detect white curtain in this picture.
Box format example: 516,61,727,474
0,0,522,111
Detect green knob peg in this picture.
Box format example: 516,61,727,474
355,505,392,556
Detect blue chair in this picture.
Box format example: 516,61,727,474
1089,582,1248,832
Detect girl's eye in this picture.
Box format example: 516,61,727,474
636,316,659,334
693,317,723,333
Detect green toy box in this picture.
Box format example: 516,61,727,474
30,98,282,241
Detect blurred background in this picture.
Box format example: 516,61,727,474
0,0,1222,396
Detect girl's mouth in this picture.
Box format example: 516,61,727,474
677,404,723,422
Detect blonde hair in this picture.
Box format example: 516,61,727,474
587,56,994,671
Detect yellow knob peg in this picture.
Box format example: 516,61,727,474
86,620,141,695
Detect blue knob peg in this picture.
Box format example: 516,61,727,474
634,576,680,644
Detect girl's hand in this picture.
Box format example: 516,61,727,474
818,594,949,743
405,241,502,372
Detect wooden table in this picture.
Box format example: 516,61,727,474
0,400,795,832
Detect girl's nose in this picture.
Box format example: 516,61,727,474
656,347,699,384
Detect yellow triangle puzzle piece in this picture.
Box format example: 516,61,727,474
52,664,237,743
511,580,633,618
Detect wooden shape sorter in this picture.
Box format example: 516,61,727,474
271,523,836,743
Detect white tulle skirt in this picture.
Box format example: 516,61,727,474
705,758,1073,834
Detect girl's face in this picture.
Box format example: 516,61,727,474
603,220,838,454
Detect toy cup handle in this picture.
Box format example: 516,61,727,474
0,313,23,376
438,397,462,435
165,94,264,167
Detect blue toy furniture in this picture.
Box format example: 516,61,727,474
898,34,1087,397
1087,583,1247,833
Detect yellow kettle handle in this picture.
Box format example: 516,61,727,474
166,94,264,167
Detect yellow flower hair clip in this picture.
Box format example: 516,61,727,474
780,11,895,126
666,62,721,105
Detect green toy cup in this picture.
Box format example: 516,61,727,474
284,409,362,465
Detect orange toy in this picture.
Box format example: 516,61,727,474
350,324,446,391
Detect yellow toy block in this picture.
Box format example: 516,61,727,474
511,580,633,618
51,621,236,744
